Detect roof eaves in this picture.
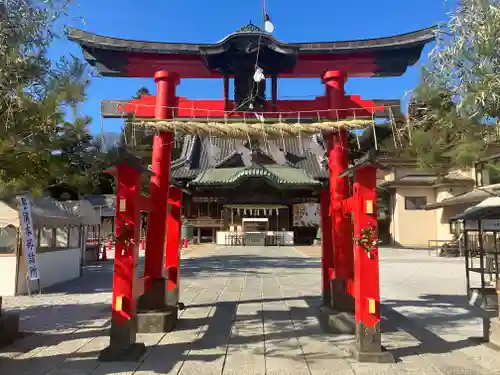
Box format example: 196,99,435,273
432,178,474,187
68,26,436,56
424,190,489,210
170,135,192,168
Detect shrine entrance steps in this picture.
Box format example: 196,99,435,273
0,246,499,375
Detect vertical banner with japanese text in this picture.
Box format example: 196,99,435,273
18,197,40,281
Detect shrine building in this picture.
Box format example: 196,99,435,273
170,134,326,245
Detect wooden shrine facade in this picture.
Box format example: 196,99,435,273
171,134,326,244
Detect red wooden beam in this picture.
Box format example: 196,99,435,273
117,96,384,119
108,52,381,79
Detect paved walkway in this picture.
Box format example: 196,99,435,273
1,246,500,374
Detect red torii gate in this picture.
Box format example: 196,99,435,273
97,69,393,363
65,22,435,364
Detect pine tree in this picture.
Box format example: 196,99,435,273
409,0,500,169
0,0,92,199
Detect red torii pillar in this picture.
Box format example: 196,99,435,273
165,185,182,309
322,71,354,313
347,161,394,363
138,70,181,332
99,159,150,361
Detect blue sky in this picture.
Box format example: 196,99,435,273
51,0,455,134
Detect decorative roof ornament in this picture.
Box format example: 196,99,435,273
237,23,263,33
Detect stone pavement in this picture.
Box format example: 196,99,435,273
1,245,500,374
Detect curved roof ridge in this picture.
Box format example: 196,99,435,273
263,163,319,182
67,25,437,54
288,26,437,49
67,28,204,50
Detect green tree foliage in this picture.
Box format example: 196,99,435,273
70,135,121,195
0,0,92,199
409,0,500,169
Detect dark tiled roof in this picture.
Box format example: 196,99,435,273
171,135,328,181
68,26,436,57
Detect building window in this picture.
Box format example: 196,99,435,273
404,196,427,210
55,228,69,248
69,227,81,248
39,227,55,247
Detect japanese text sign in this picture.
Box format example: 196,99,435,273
18,197,40,281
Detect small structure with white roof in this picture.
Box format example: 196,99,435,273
0,196,100,296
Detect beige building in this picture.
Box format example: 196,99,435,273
377,158,479,248
378,148,500,248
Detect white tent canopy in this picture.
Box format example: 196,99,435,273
0,201,18,228
476,196,500,208
0,197,101,229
